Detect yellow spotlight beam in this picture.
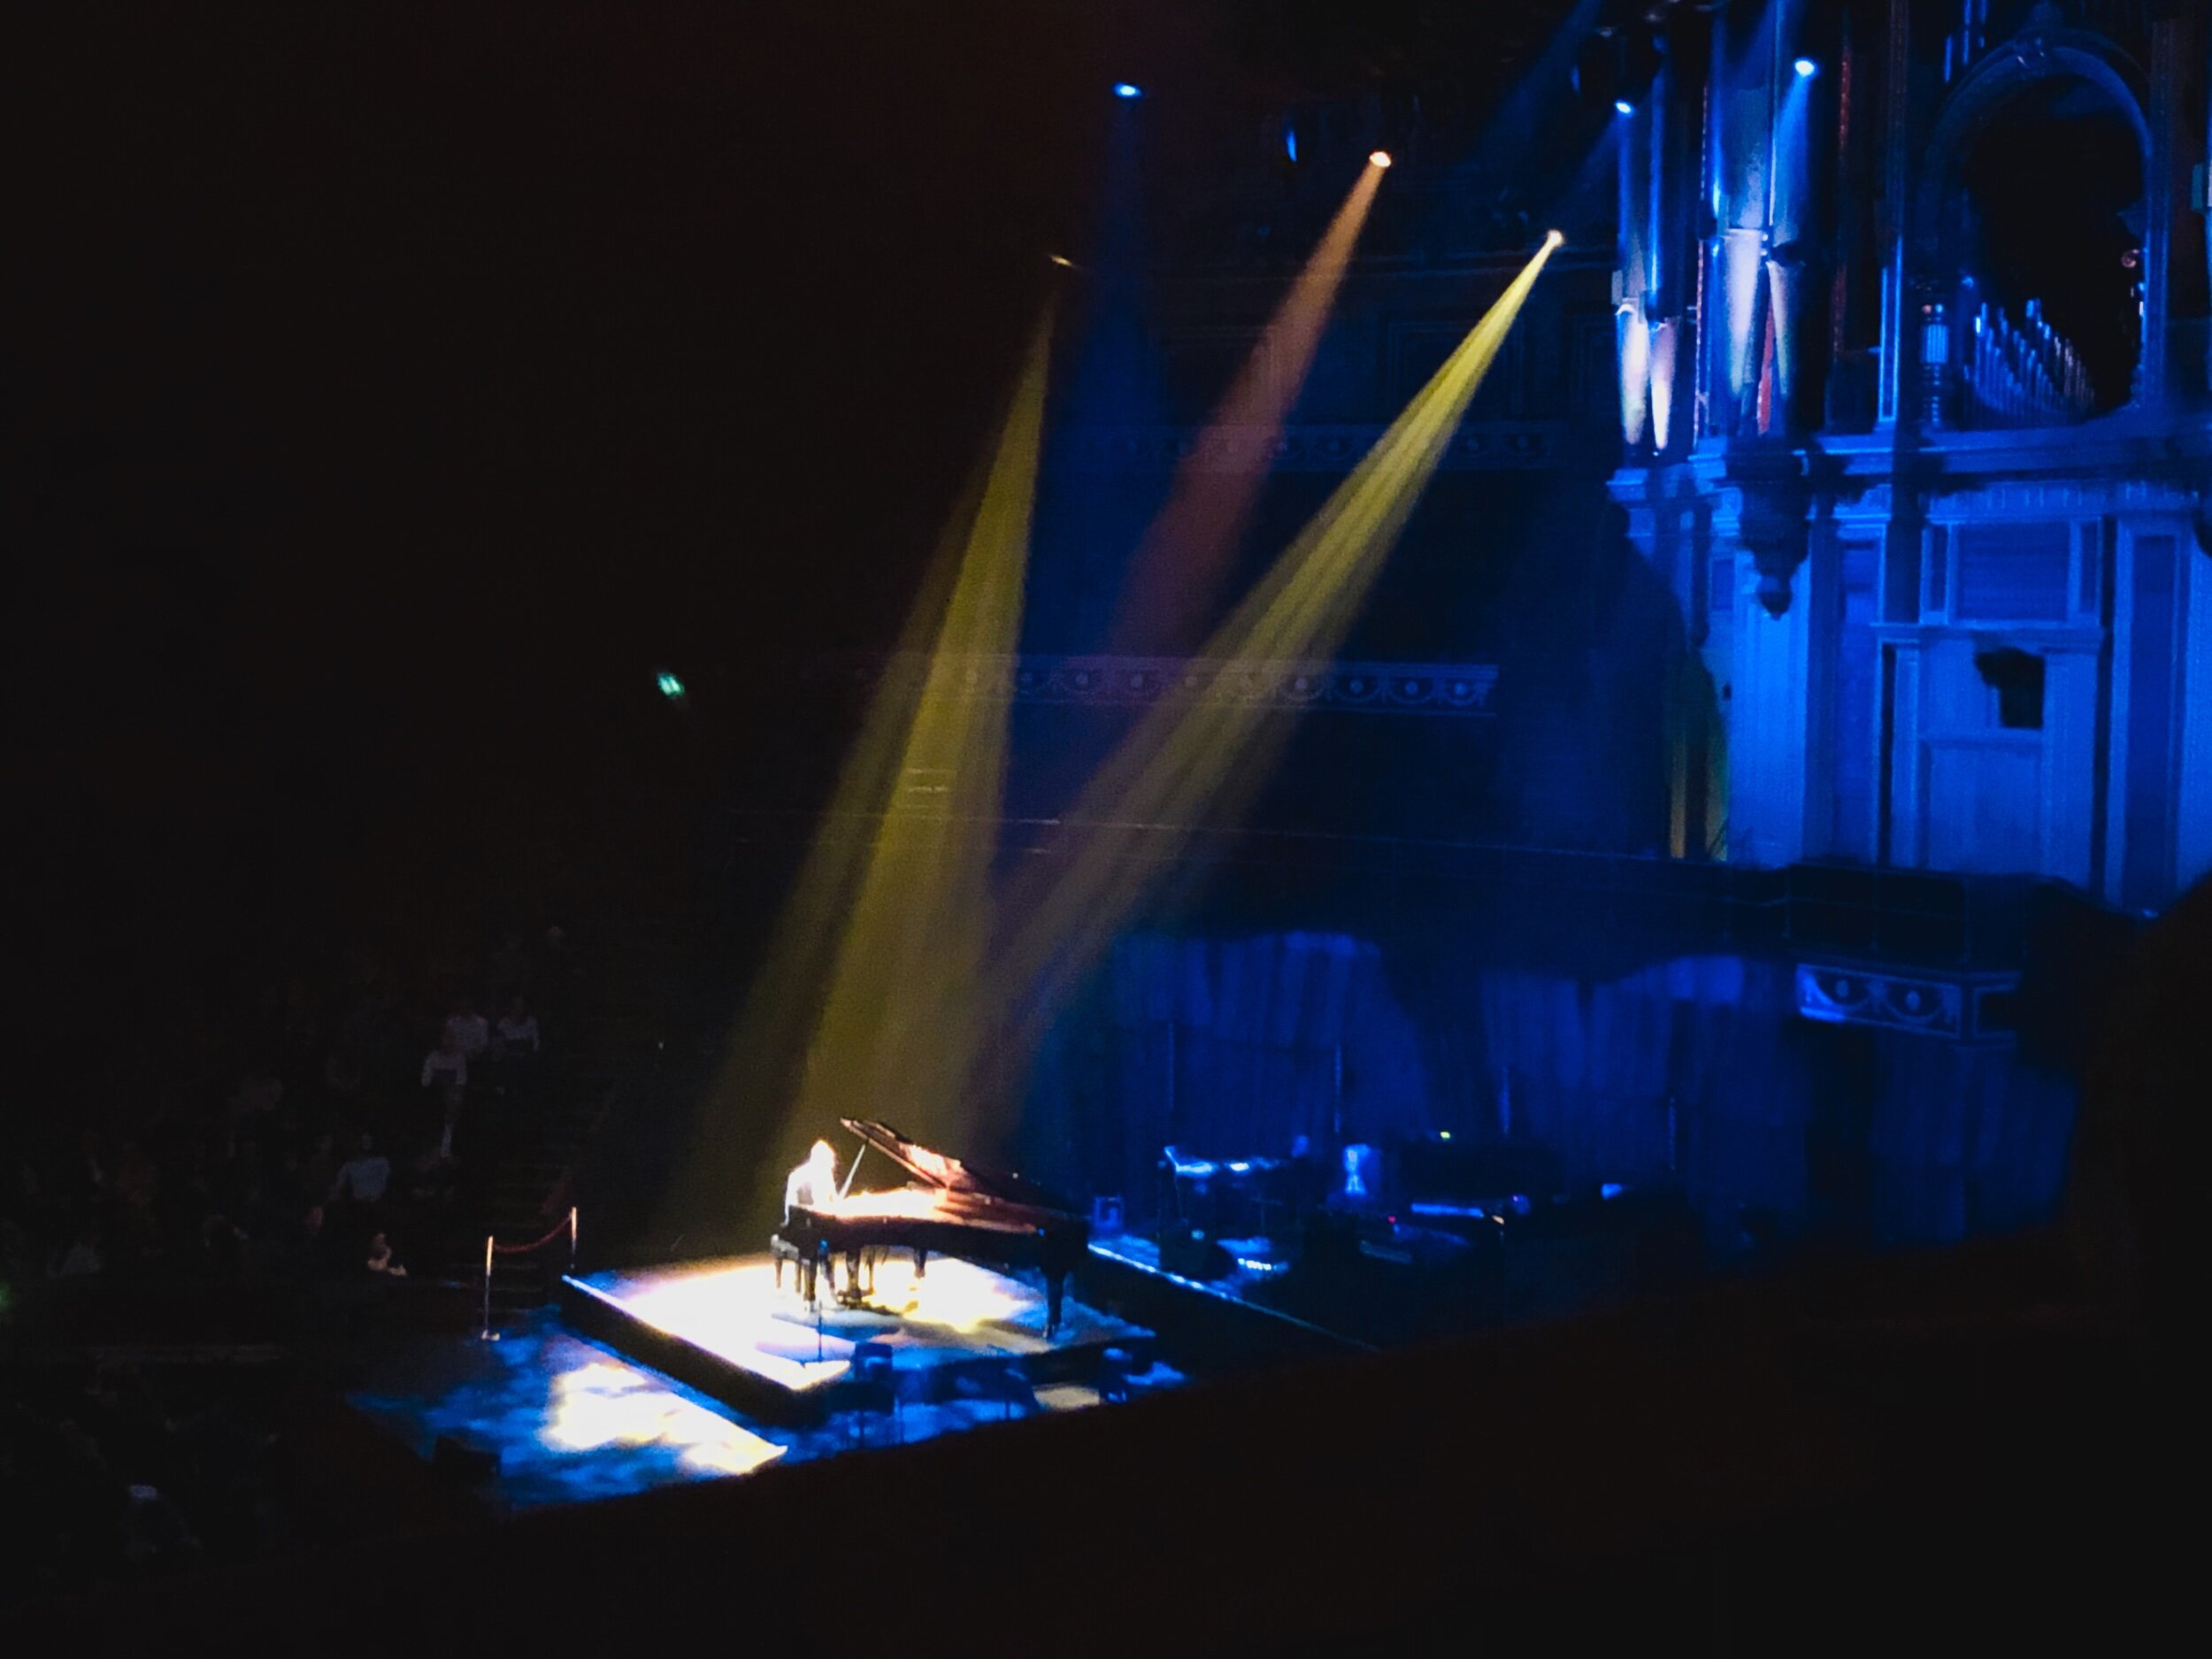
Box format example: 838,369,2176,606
1108,160,1385,653
973,240,1563,1095
670,307,1053,1233
785,304,1054,1156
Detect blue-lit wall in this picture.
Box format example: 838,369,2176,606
1016,923,2078,1252
1610,0,2211,906
979,12,2205,1265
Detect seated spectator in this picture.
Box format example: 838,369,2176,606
420,1030,467,1094
328,1133,390,1210
364,1231,406,1277
441,997,490,1068
326,1133,390,1263
493,995,540,1061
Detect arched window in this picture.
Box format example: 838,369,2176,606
1916,42,2151,427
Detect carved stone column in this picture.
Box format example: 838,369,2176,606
1719,443,1832,865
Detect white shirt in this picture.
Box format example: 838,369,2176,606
784,1161,834,1221
422,1050,467,1088
496,1013,541,1055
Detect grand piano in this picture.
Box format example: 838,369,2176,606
772,1118,1090,1334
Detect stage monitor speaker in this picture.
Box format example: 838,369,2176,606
1159,1227,1234,1281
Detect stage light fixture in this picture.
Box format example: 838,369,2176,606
1048,253,1073,267
1546,228,1565,248
1614,98,1634,115
1793,58,1817,77
1368,150,1393,168
1113,82,1141,99
656,672,686,700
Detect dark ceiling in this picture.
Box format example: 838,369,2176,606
5,0,1595,1081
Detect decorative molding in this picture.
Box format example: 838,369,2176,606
817,654,1501,717
1050,422,1565,474
1793,961,2020,1043
1613,451,2199,535
1928,479,2195,518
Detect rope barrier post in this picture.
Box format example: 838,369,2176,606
480,1233,496,1341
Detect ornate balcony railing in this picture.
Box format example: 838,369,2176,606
1047,422,1566,475
805,654,1501,718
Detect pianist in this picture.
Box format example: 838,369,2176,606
783,1140,839,1223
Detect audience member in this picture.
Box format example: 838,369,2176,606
328,1133,390,1211
420,1029,467,1094
494,995,541,1061
0,889,627,1594
364,1231,406,1277
0,902,603,1362
442,997,490,1067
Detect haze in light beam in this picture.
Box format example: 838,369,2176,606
786,307,1053,1159
672,310,1052,1236
1107,163,1382,654
979,242,1564,1099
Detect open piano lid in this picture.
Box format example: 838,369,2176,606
840,1118,1078,1217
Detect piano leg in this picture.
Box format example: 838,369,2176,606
914,1248,929,1279
1046,1272,1065,1337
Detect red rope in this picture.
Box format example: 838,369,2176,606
489,1213,574,1256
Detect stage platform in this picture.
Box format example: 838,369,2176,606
559,1254,1154,1427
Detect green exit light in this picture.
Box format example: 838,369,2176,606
657,672,686,700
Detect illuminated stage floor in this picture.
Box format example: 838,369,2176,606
350,1290,1178,1511
345,1265,1177,1513
349,1320,791,1508
559,1253,1154,1426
